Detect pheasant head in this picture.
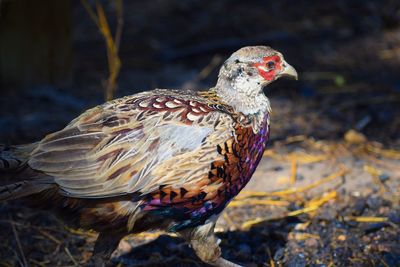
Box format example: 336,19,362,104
215,46,297,115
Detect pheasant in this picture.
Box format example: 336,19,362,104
0,46,297,266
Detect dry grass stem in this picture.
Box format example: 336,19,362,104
64,246,79,266
9,216,28,267
344,216,388,223
81,0,123,101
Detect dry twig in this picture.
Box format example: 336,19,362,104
80,0,124,101
9,216,28,267
64,246,79,266
343,216,388,223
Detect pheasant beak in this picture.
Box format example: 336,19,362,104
280,61,298,80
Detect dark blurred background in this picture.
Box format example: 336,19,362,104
0,0,399,146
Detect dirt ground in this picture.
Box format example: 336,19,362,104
1,1,400,266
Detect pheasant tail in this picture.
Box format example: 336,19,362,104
0,144,31,170
0,143,51,201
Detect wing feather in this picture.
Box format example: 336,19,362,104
28,93,233,198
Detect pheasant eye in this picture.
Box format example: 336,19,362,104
267,61,275,69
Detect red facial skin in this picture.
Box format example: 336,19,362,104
253,55,282,81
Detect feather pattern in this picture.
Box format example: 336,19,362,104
0,87,271,234
28,89,235,199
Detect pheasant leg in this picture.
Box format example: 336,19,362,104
179,220,243,267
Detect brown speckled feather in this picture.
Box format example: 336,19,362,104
28,89,235,199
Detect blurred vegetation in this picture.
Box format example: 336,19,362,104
80,0,123,101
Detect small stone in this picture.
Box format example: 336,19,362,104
388,211,400,224
304,237,318,247
379,173,390,183
366,196,382,210
287,253,306,267
316,206,337,221
273,247,285,261
352,198,366,216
